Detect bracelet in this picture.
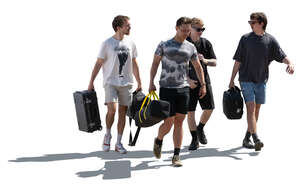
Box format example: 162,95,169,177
200,83,206,87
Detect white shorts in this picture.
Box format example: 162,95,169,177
104,84,133,106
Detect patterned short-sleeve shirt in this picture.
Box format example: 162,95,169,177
155,38,198,88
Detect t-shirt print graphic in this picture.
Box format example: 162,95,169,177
115,46,129,77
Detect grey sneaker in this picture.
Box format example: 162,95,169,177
153,138,162,159
115,143,127,154
102,134,111,152
172,155,182,167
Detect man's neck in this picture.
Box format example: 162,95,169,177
190,34,200,43
174,35,185,43
113,32,124,40
253,30,265,36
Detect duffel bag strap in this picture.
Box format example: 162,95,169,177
139,91,160,122
138,92,152,123
128,117,141,146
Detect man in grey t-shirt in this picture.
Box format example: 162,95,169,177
229,12,294,151
149,17,206,167
88,15,142,154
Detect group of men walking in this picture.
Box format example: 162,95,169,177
87,13,294,167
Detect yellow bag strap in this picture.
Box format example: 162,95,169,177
152,91,159,100
138,91,159,123
143,91,155,120
139,92,152,122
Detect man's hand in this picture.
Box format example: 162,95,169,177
286,63,294,74
199,85,206,99
198,53,204,61
136,83,142,92
148,83,156,93
88,83,94,91
229,81,235,89
188,78,198,89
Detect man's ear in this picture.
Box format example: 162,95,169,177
116,26,121,32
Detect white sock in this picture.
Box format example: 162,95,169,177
106,128,111,137
116,134,123,145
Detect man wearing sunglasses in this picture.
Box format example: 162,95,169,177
229,12,294,151
186,18,217,150
149,17,206,167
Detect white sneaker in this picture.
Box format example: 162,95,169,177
102,134,111,152
115,143,127,154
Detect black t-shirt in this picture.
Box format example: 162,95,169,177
233,32,286,83
187,37,216,85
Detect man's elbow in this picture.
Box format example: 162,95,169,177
212,60,217,67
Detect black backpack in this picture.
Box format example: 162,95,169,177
223,86,244,119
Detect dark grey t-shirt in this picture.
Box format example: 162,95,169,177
233,32,286,83
155,38,198,88
187,36,216,85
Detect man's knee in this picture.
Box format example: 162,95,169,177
174,113,186,126
118,105,128,114
204,109,214,115
107,103,117,116
246,102,256,114
163,117,175,128
187,111,195,120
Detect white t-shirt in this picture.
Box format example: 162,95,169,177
98,36,137,87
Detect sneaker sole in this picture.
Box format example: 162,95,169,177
153,150,161,159
115,149,127,154
199,141,207,145
172,163,183,167
188,145,199,151
242,144,255,149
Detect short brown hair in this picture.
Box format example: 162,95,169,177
112,15,129,32
176,17,192,27
191,17,204,27
250,12,268,30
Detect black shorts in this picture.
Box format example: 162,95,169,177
159,87,190,117
188,84,215,111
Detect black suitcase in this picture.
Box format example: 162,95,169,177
73,90,102,132
223,86,244,119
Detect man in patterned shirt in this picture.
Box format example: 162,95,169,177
149,17,206,167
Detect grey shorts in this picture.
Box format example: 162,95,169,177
104,84,133,106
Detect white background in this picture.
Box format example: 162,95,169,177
1,0,299,190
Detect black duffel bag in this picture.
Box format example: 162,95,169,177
127,90,148,146
134,91,170,127
127,90,148,119
223,86,244,119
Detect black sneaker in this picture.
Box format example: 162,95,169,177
197,129,207,145
254,140,264,151
242,138,255,149
153,138,162,159
188,139,199,150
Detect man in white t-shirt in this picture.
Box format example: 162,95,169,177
88,15,142,154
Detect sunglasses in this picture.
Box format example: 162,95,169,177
248,20,258,25
193,27,205,32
